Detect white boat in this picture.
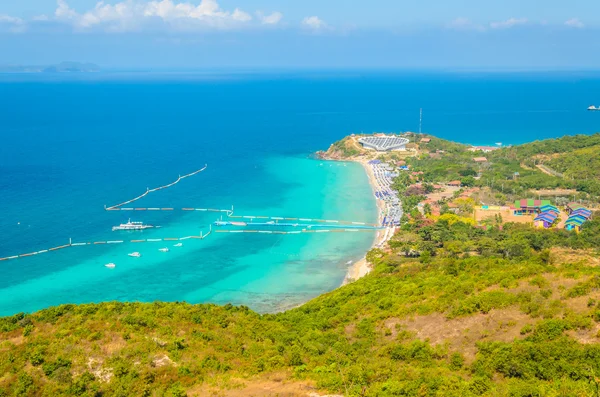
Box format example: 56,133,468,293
112,219,155,232
105,263,116,268
128,252,141,258
173,243,183,247
159,248,169,252
588,105,599,111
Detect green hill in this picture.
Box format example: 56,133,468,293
3,217,600,396
545,145,600,181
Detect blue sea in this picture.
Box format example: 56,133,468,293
1,70,599,316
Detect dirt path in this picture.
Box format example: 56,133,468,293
536,164,564,178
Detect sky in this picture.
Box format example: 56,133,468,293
1,0,600,69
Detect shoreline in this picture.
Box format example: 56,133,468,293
341,158,396,285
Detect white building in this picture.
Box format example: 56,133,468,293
358,135,409,152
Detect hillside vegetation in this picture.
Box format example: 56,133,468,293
3,217,600,396
546,146,600,181
407,133,600,203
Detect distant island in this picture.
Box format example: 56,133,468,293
0,62,100,73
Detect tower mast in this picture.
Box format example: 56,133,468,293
419,108,423,134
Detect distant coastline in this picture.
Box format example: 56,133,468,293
0,62,100,73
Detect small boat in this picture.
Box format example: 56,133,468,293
105,263,116,268
112,219,156,232
173,243,183,247
159,248,169,252
346,260,353,265
128,252,141,258
588,105,599,111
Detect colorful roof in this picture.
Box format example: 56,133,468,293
567,214,588,222
568,202,586,211
534,212,558,223
565,218,586,226
571,208,592,219
514,199,551,208
565,212,590,226
540,204,559,214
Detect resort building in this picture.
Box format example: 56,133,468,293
563,203,593,231
473,157,488,163
513,199,551,215
358,135,410,152
534,205,560,228
567,202,590,215
468,146,499,153
420,138,431,143
534,212,559,228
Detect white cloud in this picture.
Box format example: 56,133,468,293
231,9,251,22
302,15,327,31
565,18,584,28
55,0,79,20
258,11,282,25
447,17,484,31
490,17,528,29
51,0,284,32
0,15,24,24
0,14,27,33
32,15,50,21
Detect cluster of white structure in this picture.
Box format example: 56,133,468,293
369,160,402,227
358,135,409,152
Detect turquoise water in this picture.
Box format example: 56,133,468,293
0,149,376,315
1,71,600,316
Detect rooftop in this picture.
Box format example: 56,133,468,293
358,136,409,152
515,199,551,208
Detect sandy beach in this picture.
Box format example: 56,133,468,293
342,159,396,285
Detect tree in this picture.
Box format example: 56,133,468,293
460,176,476,187
459,168,478,177
499,237,531,259
423,203,432,216
440,203,451,215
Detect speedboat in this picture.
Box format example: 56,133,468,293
128,252,141,258
173,243,183,247
159,248,169,252
105,263,116,269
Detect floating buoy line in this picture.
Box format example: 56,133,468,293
1,165,382,262
105,165,208,211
